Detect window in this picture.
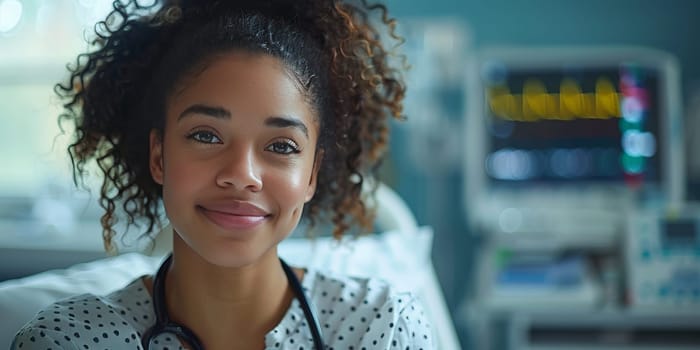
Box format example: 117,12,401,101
0,0,119,251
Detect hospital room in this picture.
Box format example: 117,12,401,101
1,0,699,349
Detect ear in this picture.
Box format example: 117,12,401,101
149,129,164,185
304,149,323,202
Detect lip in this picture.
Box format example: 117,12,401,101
197,200,270,231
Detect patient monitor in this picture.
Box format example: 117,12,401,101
464,47,684,241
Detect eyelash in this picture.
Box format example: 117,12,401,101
266,140,301,155
186,130,300,155
186,130,222,144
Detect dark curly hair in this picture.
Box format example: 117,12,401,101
57,0,406,253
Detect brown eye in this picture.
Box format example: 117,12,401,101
187,130,222,144
266,141,299,154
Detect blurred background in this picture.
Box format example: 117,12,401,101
2,0,700,349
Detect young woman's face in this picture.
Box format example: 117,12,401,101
149,52,320,267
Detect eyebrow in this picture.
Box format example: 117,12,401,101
178,104,308,138
265,116,309,139
178,104,231,120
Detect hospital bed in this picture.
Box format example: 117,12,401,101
0,183,461,349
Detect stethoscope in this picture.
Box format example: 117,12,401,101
141,254,324,349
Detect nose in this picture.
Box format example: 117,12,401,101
215,146,263,192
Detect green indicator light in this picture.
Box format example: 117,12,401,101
494,249,512,269
622,153,645,174
619,117,641,131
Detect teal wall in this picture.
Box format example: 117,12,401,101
385,0,700,96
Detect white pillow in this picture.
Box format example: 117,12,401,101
280,226,434,292
0,252,162,347
0,227,436,348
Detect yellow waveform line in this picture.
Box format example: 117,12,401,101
488,77,622,122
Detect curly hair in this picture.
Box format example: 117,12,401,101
56,0,406,253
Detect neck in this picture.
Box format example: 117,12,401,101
163,233,294,350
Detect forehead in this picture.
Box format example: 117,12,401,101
167,52,318,128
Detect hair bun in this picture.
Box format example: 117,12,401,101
164,0,325,47
173,0,300,18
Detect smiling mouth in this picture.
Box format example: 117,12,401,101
197,205,270,231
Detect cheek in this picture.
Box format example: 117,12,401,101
165,157,194,182
160,163,189,212
160,145,206,195
269,164,312,207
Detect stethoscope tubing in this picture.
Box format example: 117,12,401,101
141,254,324,349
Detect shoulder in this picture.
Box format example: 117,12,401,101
11,277,153,349
304,269,434,349
304,268,421,316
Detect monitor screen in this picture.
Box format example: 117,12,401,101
464,48,684,236
482,64,662,188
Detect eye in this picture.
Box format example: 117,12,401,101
187,130,222,144
266,140,300,155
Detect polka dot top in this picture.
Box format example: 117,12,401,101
12,267,433,349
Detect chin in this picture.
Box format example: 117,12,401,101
191,239,278,269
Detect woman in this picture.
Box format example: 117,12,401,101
13,0,433,349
